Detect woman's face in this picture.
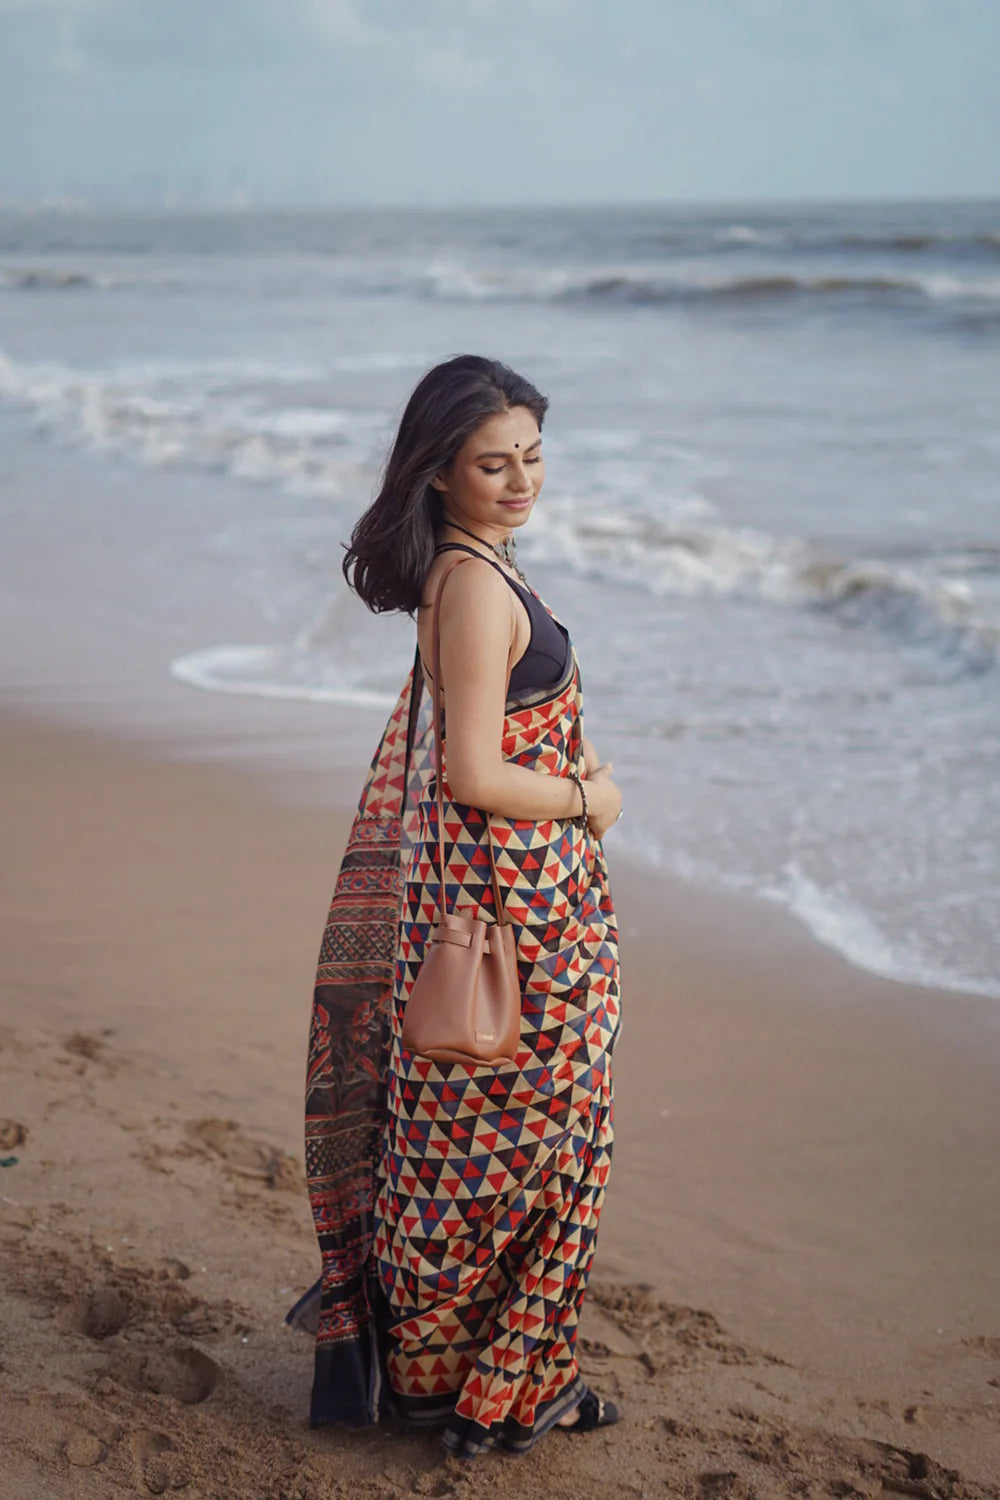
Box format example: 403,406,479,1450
431,405,544,541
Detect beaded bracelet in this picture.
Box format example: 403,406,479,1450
567,769,589,830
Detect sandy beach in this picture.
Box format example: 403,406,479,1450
1,706,999,1499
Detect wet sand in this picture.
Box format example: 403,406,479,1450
2,709,999,1498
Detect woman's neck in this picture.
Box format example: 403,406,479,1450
439,517,510,552
436,518,527,586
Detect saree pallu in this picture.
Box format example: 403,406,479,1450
303,624,621,1457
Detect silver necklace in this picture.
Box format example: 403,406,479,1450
443,520,527,584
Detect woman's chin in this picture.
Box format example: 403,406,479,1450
497,499,536,526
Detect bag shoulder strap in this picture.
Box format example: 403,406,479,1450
430,554,514,923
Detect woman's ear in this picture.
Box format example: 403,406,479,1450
429,472,449,495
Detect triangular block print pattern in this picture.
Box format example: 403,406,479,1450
371,630,622,1458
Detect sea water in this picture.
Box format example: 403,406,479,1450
1,200,998,997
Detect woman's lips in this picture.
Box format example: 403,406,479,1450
500,496,534,509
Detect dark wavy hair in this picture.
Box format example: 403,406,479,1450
342,354,549,615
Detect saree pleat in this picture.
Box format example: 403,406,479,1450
303,595,621,1454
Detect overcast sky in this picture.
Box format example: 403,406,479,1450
2,0,998,205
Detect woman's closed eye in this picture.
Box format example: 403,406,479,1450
480,456,543,475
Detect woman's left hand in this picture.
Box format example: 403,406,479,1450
581,736,601,777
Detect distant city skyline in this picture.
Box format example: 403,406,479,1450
2,0,998,206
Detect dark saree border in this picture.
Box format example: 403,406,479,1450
440,1374,588,1458
300,653,425,1428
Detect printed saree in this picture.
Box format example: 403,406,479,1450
301,590,621,1457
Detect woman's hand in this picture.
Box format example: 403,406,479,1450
584,761,622,840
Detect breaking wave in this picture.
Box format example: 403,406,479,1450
4,255,999,329
0,347,369,497
532,509,1000,675
418,265,1000,315
0,264,185,293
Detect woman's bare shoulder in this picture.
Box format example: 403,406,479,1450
418,554,516,678
419,550,510,613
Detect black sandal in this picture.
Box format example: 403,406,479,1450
557,1387,620,1433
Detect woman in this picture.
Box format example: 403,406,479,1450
296,354,623,1459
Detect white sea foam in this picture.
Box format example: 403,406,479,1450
0,348,370,497
6,256,999,313
761,862,1000,999
716,224,777,245
532,503,1000,673
625,837,1000,1000
417,264,1000,311
0,264,185,293
170,644,397,710
919,272,1000,301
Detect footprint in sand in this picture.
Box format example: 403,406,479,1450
62,1031,119,1071
128,1429,194,1495
589,1279,783,1375
0,1118,27,1149
63,1431,107,1469
71,1284,132,1339
110,1344,221,1405
962,1334,1000,1359
182,1116,302,1191
697,1473,752,1499
64,1032,105,1060
57,1252,238,1342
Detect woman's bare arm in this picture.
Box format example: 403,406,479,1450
435,559,620,829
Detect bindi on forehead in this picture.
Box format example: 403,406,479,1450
472,433,541,461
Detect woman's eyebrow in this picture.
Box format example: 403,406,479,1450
474,438,543,460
